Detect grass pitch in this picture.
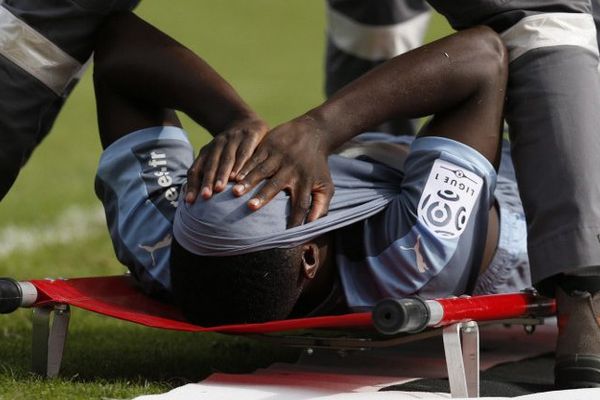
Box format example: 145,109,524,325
0,2,451,398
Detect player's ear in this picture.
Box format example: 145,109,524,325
301,243,320,279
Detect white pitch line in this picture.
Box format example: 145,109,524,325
0,205,106,259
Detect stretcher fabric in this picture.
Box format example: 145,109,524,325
28,275,554,333
30,275,372,334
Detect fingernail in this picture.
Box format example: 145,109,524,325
233,184,245,194
201,187,211,198
215,180,223,189
185,192,195,203
249,198,261,208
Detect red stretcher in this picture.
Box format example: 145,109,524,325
0,275,556,398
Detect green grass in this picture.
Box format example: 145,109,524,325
0,2,451,398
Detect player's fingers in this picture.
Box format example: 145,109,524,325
288,184,313,228
185,152,206,204
235,148,269,182
306,183,334,222
199,137,226,199
232,152,276,196
231,135,261,178
213,137,241,192
246,170,291,211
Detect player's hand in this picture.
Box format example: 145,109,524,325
232,116,335,228
185,116,269,203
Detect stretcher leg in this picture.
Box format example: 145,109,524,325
443,321,480,398
31,304,70,378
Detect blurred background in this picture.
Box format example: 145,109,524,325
0,1,451,398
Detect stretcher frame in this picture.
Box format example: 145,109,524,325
1,276,556,399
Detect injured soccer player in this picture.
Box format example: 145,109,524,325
93,13,529,327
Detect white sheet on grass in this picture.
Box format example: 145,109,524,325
134,321,600,400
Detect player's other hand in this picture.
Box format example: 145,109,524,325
232,116,335,228
185,115,268,203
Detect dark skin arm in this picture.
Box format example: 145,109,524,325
192,26,507,227
93,12,268,187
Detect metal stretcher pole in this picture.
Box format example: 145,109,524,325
372,294,556,399
0,278,70,378
372,293,556,335
0,278,38,312
442,321,480,398
31,304,71,378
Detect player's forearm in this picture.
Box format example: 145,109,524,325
93,12,255,135
304,26,506,152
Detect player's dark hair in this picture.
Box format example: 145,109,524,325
170,238,303,326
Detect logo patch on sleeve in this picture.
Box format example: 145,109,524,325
417,159,484,239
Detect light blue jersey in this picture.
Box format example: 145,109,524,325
95,127,193,297
333,134,530,310
96,126,530,304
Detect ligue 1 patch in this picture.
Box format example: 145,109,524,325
417,159,483,239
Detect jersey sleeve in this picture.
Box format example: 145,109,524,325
338,136,497,309
94,126,194,296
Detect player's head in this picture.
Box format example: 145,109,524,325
170,155,394,326
170,234,331,326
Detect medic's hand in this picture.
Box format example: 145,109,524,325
185,116,269,203
232,116,335,228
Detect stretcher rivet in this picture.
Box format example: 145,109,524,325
463,321,477,334
524,324,536,335
305,347,314,355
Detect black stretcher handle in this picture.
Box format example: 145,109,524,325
372,297,430,335
0,278,23,314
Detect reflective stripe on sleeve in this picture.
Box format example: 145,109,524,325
0,5,82,95
327,5,431,61
501,12,599,63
